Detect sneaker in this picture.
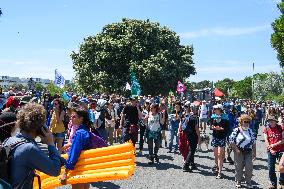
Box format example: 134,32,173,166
216,173,222,179
223,158,227,163
191,163,197,170
247,183,253,189
165,141,168,148
168,150,172,153
212,165,218,173
235,181,241,188
148,157,154,165
182,165,192,172
227,157,234,165
154,155,160,163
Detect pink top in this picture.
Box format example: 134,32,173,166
66,119,79,152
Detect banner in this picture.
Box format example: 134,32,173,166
176,80,186,94
54,69,65,89
130,72,141,96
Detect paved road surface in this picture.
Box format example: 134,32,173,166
55,127,273,189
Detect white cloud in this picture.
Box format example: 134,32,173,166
179,24,270,39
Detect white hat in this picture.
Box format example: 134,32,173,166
184,101,191,106
213,104,223,110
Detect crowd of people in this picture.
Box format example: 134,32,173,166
1,87,284,189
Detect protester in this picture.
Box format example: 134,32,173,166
138,100,150,154
168,101,182,153
60,107,94,189
120,96,142,147
263,115,284,189
49,99,66,154
210,104,229,179
181,102,200,172
5,103,61,189
105,101,117,145
199,100,209,133
229,114,256,188
160,101,168,148
0,112,17,142
145,103,162,164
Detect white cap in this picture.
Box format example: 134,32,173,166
184,101,191,106
213,104,223,110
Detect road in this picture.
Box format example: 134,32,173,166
57,127,272,189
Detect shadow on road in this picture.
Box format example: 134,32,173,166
91,182,121,189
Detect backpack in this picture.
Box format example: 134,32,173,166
90,132,108,149
0,137,29,188
181,115,190,131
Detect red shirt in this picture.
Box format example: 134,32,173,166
264,125,284,152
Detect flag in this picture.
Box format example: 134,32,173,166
176,80,186,94
54,69,65,89
130,72,141,96
125,82,131,91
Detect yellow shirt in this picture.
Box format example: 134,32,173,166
50,112,65,134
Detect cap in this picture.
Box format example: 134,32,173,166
79,98,90,104
213,104,223,110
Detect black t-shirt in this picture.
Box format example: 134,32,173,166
211,118,229,139
182,114,198,136
123,105,139,126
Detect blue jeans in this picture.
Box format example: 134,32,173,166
169,128,179,151
268,151,284,186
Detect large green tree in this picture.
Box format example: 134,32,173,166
214,78,235,96
253,72,284,100
231,77,252,99
271,0,284,67
72,18,195,95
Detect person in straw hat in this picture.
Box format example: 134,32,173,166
264,115,284,189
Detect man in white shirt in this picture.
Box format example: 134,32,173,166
199,100,209,133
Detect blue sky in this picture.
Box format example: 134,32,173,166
0,0,282,82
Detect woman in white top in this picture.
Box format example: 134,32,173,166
229,114,256,189
145,103,162,165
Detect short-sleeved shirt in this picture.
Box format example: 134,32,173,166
123,105,139,125
264,124,284,152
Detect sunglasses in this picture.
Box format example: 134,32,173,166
243,121,250,123
54,103,59,106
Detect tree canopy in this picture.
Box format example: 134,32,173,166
271,1,284,67
72,18,195,95
214,78,235,96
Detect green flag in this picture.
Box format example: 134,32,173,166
130,72,141,96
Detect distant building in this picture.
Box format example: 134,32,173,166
0,76,52,89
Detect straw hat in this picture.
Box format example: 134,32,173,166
267,115,278,122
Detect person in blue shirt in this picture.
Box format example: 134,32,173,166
60,107,93,189
6,103,61,189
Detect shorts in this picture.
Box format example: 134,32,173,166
53,132,65,139
211,137,226,148
199,118,208,123
161,124,168,131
